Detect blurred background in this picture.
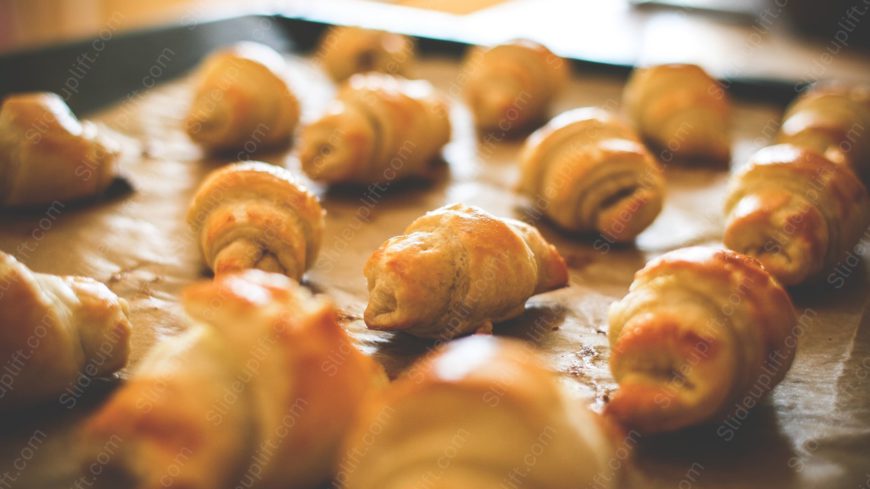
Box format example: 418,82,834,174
1,0,868,83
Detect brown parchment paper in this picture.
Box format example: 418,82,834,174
1,56,869,489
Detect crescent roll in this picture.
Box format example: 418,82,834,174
0,92,121,207
185,42,300,152
187,161,325,280
463,40,569,132
0,251,131,409
339,335,617,489
519,107,665,241
607,247,797,434
724,144,870,286
300,73,450,184
318,26,414,82
364,203,568,339
623,64,731,164
83,270,386,489
778,83,870,179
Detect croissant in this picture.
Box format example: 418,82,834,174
519,107,665,241
187,161,325,279
606,246,797,434
623,63,731,164
82,270,386,489
185,42,300,152
339,335,617,489
0,92,121,207
463,40,568,132
317,26,414,82
364,203,568,339
299,73,451,184
723,144,870,286
778,83,870,179
0,251,131,409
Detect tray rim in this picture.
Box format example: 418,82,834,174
0,11,808,112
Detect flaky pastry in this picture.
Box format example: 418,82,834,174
83,270,386,489
0,92,121,207
187,161,325,279
607,247,797,433
317,26,414,82
364,203,568,339
463,40,568,132
778,83,870,179
519,107,665,241
300,73,450,184
723,144,870,286
339,335,617,489
0,251,131,409
623,63,731,164
185,42,300,152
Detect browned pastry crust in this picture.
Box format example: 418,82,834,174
778,83,870,179
0,251,131,409
0,92,121,207
607,246,797,434
623,63,731,164
187,161,325,280
519,107,665,241
299,73,451,184
723,144,870,286
185,42,300,152
339,335,617,489
317,26,414,82
463,39,569,132
364,203,568,339
83,270,386,489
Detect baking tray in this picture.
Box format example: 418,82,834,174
1,13,869,489
0,12,806,111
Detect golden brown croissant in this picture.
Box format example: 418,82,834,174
778,83,870,179
0,251,131,409
519,107,665,241
364,203,568,339
185,42,300,152
623,63,731,164
339,335,617,489
317,26,414,82
187,161,325,280
723,144,870,286
83,270,386,489
606,246,797,434
463,40,568,132
300,73,451,184
0,92,121,207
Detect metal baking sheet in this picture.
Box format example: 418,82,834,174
0,14,868,489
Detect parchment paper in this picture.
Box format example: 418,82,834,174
1,55,868,489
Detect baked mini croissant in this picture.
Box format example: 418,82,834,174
607,247,797,434
778,83,870,179
623,63,731,164
723,144,870,286
0,251,131,409
83,270,386,489
0,92,121,207
364,203,568,339
463,40,568,132
185,42,300,152
339,335,617,489
300,73,450,184
187,161,325,279
519,107,665,241
317,26,414,82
